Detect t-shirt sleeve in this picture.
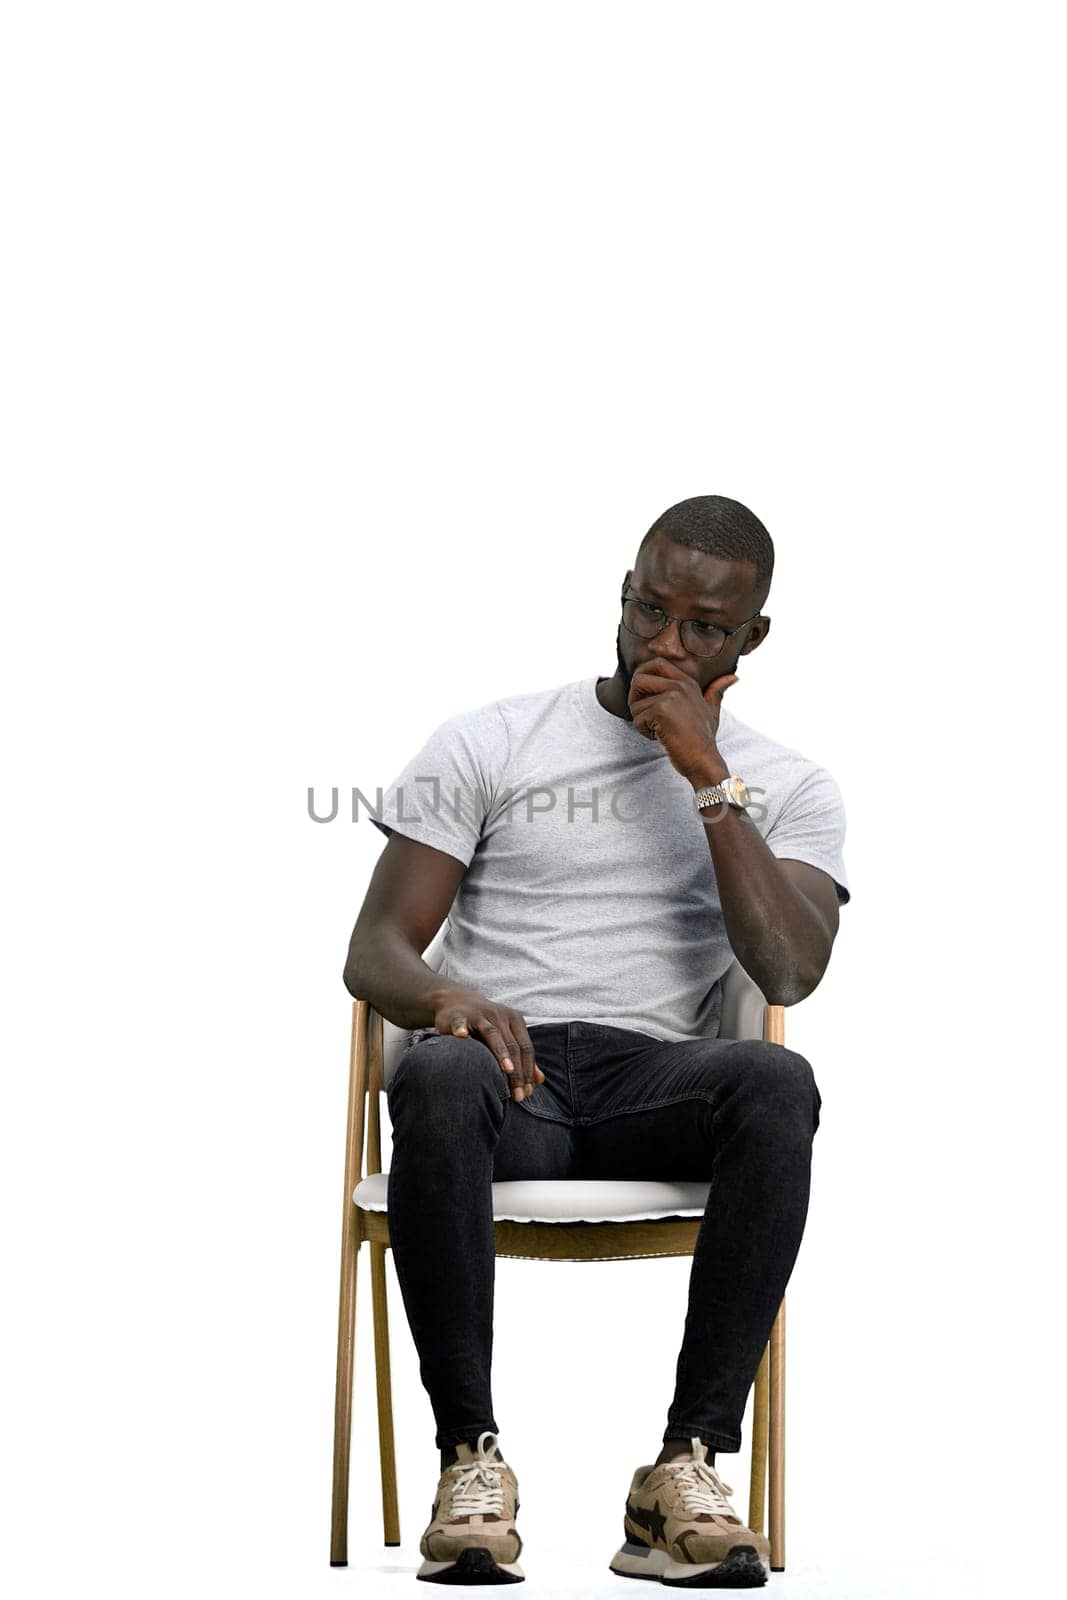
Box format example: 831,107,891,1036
764,764,851,906
367,701,507,870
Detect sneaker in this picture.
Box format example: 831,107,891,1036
416,1430,524,1584
609,1437,769,1588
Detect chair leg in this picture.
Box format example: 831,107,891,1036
330,1235,362,1566
747,1343,769,1534
370,1242,401,1545
768,1296,786,1571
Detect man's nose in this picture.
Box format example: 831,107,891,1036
649,618,688,658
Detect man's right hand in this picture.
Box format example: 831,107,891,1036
432,987,546,1102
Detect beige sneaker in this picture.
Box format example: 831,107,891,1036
416,1431,524,1584
609,1437,768,1588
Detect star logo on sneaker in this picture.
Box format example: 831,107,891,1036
626,1498,668,1545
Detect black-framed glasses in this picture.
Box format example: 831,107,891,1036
620,586,762,659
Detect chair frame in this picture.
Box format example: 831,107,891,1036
330,996,790,1572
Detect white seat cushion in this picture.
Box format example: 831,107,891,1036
353,1172,710,1223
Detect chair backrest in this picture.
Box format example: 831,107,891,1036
379,925,769,1086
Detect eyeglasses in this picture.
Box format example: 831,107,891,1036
620,587,762,659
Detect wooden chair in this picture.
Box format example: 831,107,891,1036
330,932,792,1572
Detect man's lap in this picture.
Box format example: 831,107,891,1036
519,1019,779,1122
392,1020,816,1184
492,1020,790,1183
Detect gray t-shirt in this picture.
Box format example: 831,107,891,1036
369,676,850,1043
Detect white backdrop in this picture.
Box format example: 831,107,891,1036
3,4,1064,1599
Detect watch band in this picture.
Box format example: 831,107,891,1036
694,776,750,813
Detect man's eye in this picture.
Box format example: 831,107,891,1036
690,621,722,638
637,602,660,617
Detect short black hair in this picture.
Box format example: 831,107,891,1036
639,495,774,603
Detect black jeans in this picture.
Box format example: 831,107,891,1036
385,1020,821,1454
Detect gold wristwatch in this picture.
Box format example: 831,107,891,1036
693,776,750,813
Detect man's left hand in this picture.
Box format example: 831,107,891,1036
627,657,737,783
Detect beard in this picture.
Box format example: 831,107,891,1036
614,627,635,716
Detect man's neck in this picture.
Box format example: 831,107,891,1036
595,672,633,721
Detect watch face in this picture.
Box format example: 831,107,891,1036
728,777,750,806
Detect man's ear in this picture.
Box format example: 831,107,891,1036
739,615,771,656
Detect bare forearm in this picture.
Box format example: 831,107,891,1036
703,808,828,1002
343,928,456,1029
690,760,830,1004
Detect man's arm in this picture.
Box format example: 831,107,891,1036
689,759,840,1005
343,832,468,1028
343,832,545,1101
626,658,842,1006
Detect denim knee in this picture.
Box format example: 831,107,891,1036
387,1033,510,1131
724,1042,822,1138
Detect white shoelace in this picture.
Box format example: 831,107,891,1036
665,1454,737,1520
448,1431,506,1517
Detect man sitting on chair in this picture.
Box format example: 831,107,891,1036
343,494,850,1588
